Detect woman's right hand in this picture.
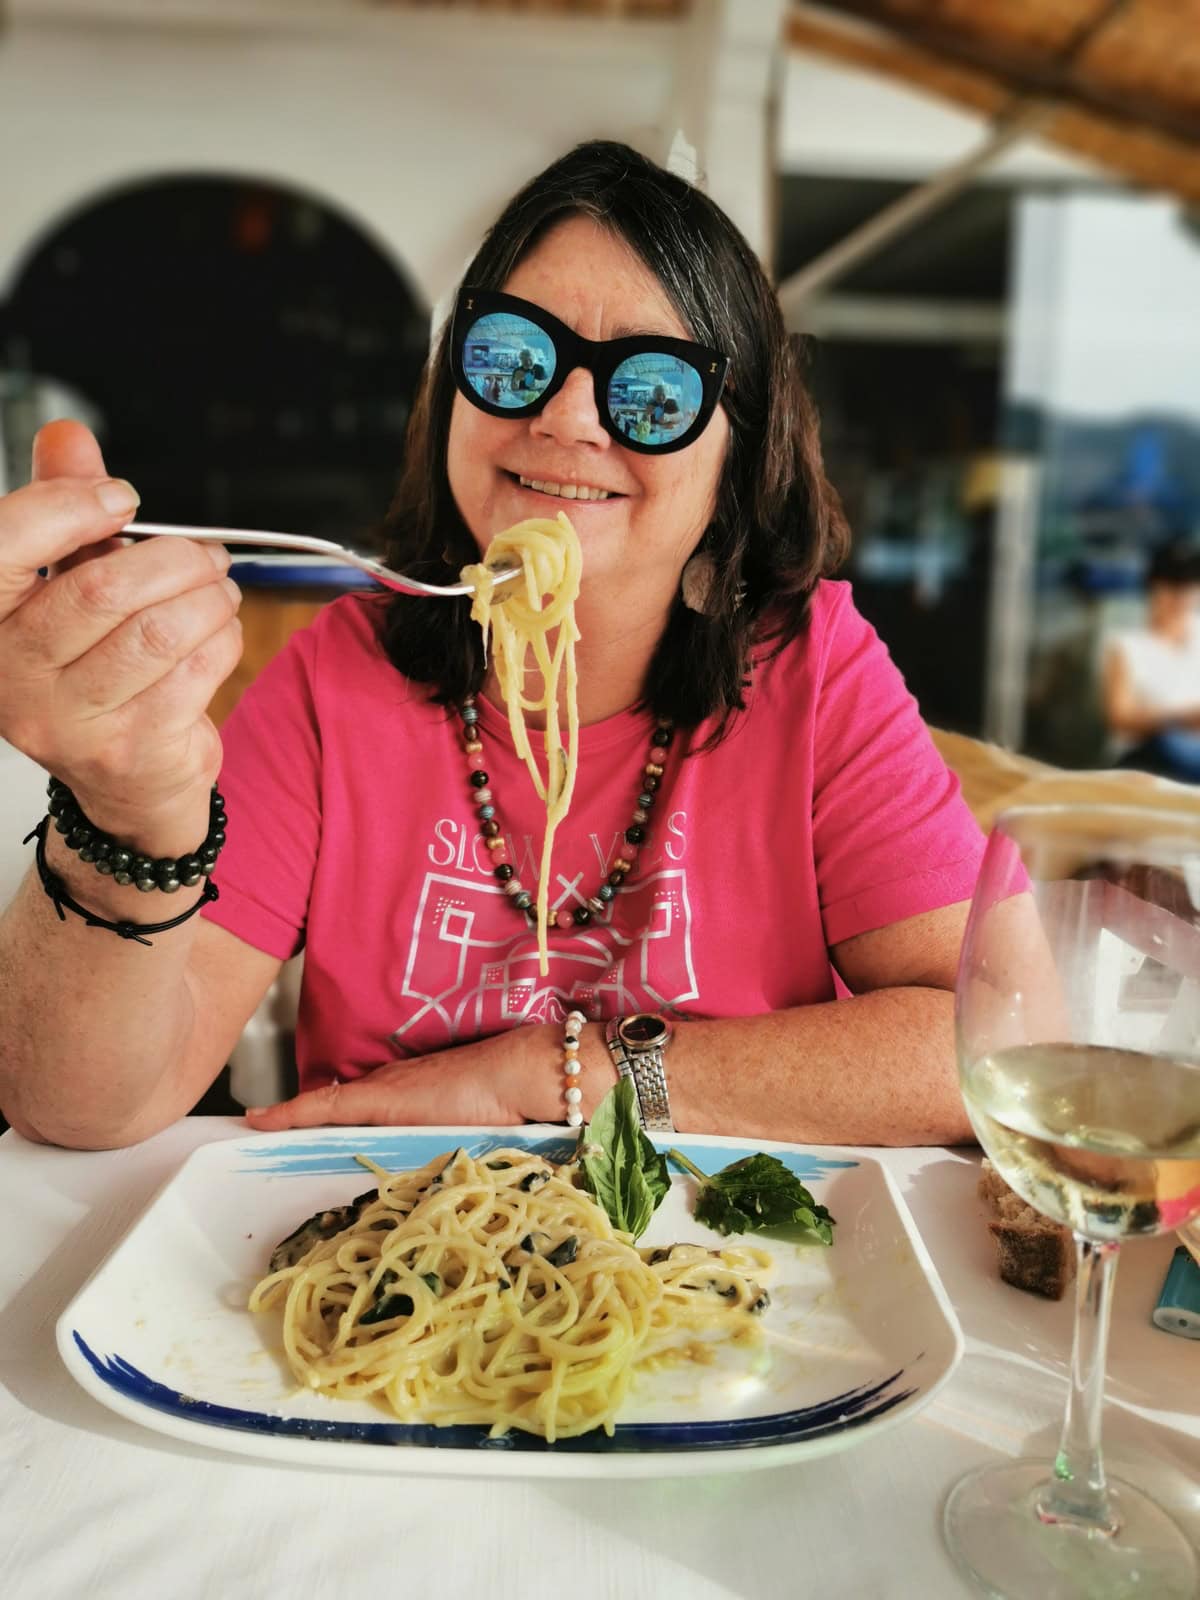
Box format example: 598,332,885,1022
0,420,243,846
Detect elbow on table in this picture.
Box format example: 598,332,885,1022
0,1091,180,1152
913,1090,976,1148
913,1113,976,1149
0,1102,48,1144
871,1093,976,1150
14,1120,172,1152
851,1115,976,1149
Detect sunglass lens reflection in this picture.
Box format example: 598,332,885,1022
461,312,556,409
607,353,704,447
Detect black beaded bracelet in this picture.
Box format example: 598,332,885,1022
45,777,226,893
25,816,219,946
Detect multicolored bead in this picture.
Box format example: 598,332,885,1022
562,1010,587,1127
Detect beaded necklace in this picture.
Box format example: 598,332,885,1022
457,695,674,931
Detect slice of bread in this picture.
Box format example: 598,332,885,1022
978,1159,1076,1300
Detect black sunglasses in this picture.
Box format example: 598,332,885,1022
450,287,730,456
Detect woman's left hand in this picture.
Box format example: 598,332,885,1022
243,1024,605,1132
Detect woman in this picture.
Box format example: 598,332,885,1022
0,142,982,1150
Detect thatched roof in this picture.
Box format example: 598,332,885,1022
372,0,688,14
789,1,1200,202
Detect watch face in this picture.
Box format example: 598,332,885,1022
619,1013,670,1048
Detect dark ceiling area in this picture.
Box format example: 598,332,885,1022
776,173,1012,299
3,177,429,537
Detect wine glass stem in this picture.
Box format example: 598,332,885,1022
1037,1235,1120,1533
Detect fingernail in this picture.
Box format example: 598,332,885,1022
245,1106,264,1115
95,478,140,517
207,543,232,572
222,576,242,605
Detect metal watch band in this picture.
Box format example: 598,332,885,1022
604,1017,675,1133
604,1018,638,1101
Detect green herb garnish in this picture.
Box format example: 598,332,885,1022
544,1235,579,1268
575,1078,670,1241
667,1149,836,1243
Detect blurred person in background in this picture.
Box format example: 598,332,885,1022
1103,541,1200,783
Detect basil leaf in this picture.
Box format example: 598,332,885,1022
576,1078,670,1241
669,1149,835,1244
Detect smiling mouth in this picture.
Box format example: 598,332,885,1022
511,472,617,502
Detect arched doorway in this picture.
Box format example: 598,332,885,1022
2,175,428,535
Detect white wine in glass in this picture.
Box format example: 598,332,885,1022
944,802,1200,1599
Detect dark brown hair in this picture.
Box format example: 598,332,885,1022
379,140,849,741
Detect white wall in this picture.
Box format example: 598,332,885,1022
668,0,787,267
1,10,1101,322
1009,192,1200,422
0,11,685,308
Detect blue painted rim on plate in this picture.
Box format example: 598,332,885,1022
232,1131,860,1183
72,1332,918,1454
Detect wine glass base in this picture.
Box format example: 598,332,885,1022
944,1460,1198,1599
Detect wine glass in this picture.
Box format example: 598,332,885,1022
944,801,1200,1599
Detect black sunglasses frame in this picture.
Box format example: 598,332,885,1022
450,287,730,456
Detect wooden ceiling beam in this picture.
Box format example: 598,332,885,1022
788,6,1200,204
796,0,1200,150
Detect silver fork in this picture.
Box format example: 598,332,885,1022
124,521,521,598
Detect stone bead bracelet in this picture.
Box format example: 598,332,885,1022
45,777,226,893
561,1009,586,1127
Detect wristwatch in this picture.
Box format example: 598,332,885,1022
605,1013,675,1133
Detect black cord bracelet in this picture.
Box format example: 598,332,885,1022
25,816,219,946
46,777,226,892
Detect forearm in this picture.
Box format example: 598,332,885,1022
249,983,971,1147
576,988,971,1147
0,826,203,1147
1109,702,1200,738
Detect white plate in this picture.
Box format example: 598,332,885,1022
57,1127,962,1478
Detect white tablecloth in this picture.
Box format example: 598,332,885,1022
1,1120,1196,1600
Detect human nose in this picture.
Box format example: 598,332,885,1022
531,366,610,450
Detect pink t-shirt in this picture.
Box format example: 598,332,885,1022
203,580,984,1090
